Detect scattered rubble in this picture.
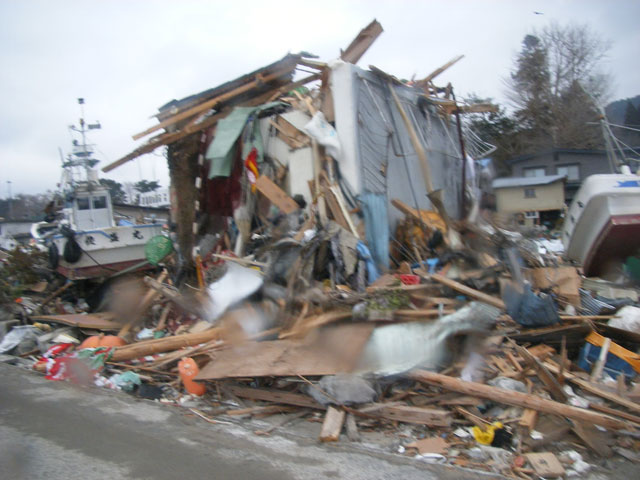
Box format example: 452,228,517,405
2,19,640,479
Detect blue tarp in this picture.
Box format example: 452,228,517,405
360,192,389,270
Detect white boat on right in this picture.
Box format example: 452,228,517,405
562,171,640,277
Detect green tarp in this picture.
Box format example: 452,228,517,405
206,102,284,178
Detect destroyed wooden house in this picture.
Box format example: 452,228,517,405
103,20,489,272
5,20,638,479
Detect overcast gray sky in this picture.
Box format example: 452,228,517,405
1,0,639,197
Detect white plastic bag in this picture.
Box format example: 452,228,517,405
303,111,342,159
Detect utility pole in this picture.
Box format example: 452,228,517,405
7,180,12,219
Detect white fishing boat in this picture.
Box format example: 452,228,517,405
563,169,640,279
33,99,165,280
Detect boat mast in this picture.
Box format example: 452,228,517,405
69,98,102,183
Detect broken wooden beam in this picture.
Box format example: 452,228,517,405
133,63,296,141
427,273,506,310
543,360,640,414
340,19,383,65
255,175,300,214
408,369,629,430
110,327,223,362
415,54,464,87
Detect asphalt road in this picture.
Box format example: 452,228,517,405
0,362,499,480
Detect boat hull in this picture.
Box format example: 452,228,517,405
51,223,165,280
563,174,640,276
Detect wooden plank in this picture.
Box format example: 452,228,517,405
374,405,451,427
392,197,448,231
322,185,351,232
525,452,565,478
255,175,300,214
345,413,360,442
590,336,612,382
514,344,567,402
30,312,121,331
228,386,324,410
519,409,538,432
427,273,506,310
340,19,383,65
196,323,374,379
110,327,223,362
225,405,297,417
544,361,640,414
406,436,448,455
415,55,464,87
320,406,345,442
590,403,640,426
408,369,629,430
457,103,498,114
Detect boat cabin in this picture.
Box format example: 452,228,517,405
70,184,115,230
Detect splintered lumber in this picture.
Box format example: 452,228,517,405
255,175,300,214
320,406,346,442
374,405,451,427
543,361,640,414
104,73,321,173
227,386,324,410
427,273,506,310
119,271,168,338
133,63,295,141
408,369,629,430
340,19,383,65
143,276,207,318
415,54,464,87
110,327,223,362
35,281,73,313
514,344,567,402
391,199,447,232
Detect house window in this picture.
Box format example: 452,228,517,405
557,164,580,182
524,188,536,198
524,167,545,177
525,211,539,219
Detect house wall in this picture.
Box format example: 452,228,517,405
495,182,564,213
330,62,464,226
259,110,315,206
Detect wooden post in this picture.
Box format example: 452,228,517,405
408,369,628,430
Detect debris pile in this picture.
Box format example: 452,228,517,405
2,19,640,479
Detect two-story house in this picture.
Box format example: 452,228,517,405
506,148,615,204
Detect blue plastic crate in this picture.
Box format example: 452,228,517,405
578,342,636,380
